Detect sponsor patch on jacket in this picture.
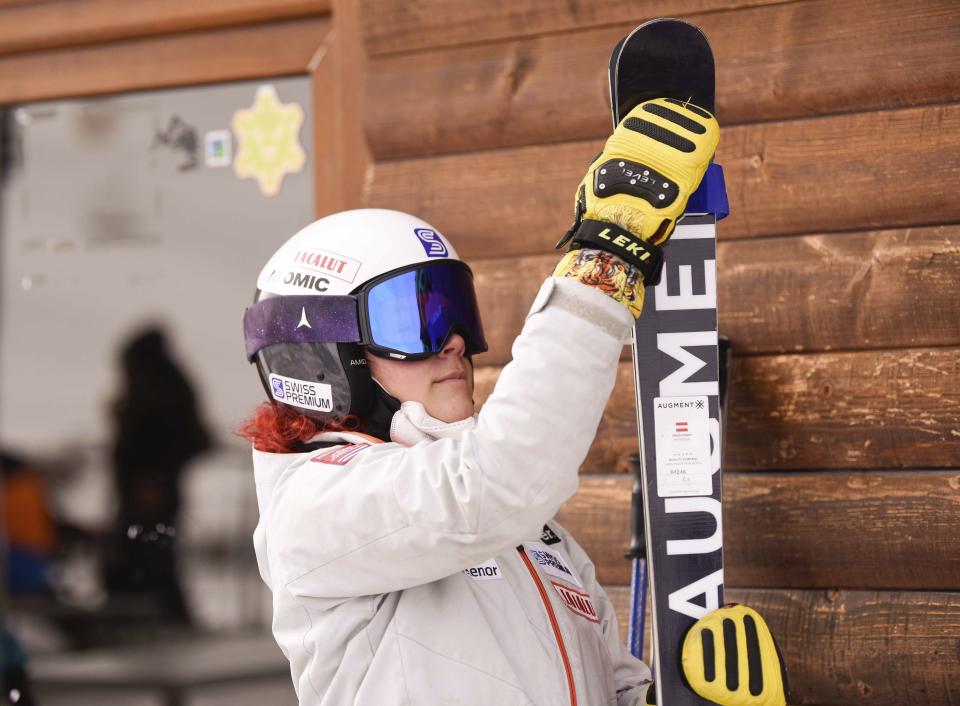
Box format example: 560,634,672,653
463,559,502,581
310,443,371,466
552,581,600,623
540,525,561,545
524,542,582,588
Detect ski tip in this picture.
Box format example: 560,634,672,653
608,17,717,122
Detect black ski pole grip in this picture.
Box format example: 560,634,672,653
625,453,647,560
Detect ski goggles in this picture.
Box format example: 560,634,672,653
244,260,488,361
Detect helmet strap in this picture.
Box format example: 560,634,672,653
365,377,401,442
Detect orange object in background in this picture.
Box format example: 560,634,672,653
2,452,58,593
4,468,57,556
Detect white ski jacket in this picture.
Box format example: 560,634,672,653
252,277,653,705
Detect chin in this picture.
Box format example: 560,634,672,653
432,399,475,423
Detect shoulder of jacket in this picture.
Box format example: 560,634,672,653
542,520,593,565
302,430,390,466
538,520,566,546
307,441,379,467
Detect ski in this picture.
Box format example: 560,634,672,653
610,19,729,705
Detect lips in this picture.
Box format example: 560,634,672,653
436,370,467,383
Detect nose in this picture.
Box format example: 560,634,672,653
438,333,466,358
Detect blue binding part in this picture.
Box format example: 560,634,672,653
686,163,729,219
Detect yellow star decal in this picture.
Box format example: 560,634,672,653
232,85,305,197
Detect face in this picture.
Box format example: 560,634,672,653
366,333,475,423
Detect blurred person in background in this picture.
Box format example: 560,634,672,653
104,326,210,626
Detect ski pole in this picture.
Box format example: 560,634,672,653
625,452,648,660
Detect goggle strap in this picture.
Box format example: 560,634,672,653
243,295,361,361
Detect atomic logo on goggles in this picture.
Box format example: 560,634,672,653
414,228,448,258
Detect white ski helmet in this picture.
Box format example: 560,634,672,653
243,209,487,433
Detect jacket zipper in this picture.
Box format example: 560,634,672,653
517,546,577,706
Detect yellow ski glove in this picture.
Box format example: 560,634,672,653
554,98,719,317
574,97,719,247
681,604,789,706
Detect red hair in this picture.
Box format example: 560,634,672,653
237,403,360,453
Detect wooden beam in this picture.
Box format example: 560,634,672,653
468,225,960,367
0,0,329,56
474,347,960,473
0,17,329,105
367,104,960,259
556,472,960,589
312,0,371,216
725,347,960,472
359,0,784,57
605,586,960,706
0,0,45,8
364,0,960,159
715,226,960,354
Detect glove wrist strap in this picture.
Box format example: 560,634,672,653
570,219,664,286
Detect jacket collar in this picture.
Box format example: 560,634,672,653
389,401,477,445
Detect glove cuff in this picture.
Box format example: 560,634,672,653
570,219,665,286
552,248,645,319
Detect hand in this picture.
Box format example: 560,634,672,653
680,604,789,706
558,98,719,286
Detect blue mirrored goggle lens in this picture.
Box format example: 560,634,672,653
366,263,487,356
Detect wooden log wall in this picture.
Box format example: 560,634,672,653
357,1,960,703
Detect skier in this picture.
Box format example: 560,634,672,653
241,99,787,705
